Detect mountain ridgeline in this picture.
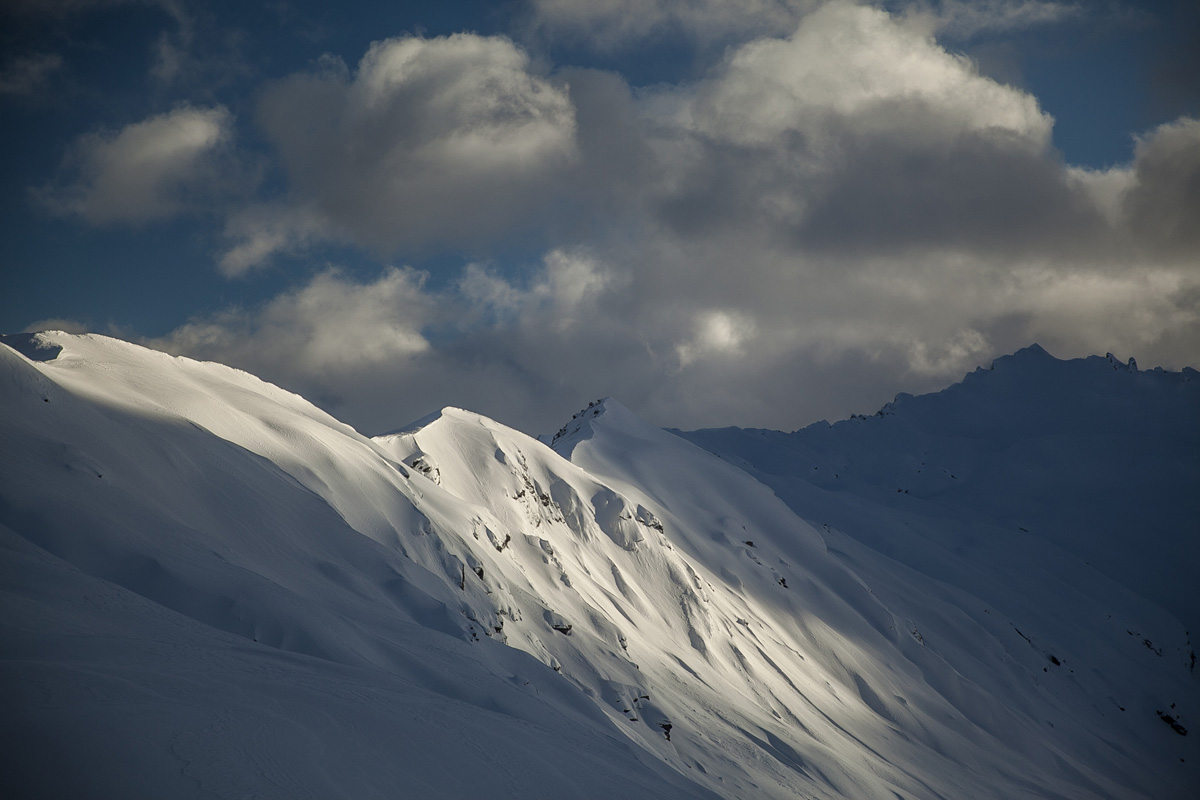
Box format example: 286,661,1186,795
1,332,1196,799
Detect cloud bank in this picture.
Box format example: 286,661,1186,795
53,0,1199,434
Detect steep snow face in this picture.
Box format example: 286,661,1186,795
0,333,717,800
674,345,1199,791
2,333,1197,799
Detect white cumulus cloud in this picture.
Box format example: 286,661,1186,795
687,1,1052,148
39,105,233,224
228,33,577,271
151,266,433,380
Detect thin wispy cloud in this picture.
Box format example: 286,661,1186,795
523,0,817,48
0,52,63,96
912,0,1083,38
36,105,235,225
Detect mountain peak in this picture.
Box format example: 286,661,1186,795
1003,340,1051,362
1014,342,1051,358
1105,351,1139,372
376,408,446,438
548,397,666,458
0,331,63,362
548,397,611,453
984,341,1055,372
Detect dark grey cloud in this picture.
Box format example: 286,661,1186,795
1148,1,1200,115
789,121,1109,257
1122,117,1200,261
554,67,662,235
0,0,181,17
522,0,815,50
523,1,1082,50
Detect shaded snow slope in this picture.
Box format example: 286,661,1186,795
677,344,1200,633
674,345,1199,789
2,333,1197,799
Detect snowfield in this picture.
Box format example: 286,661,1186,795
2,331,1196,799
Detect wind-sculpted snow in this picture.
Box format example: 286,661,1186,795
2,333,1197,799
676,345,1200,795
0,334,716,800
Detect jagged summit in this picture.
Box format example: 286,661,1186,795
549,396,620,454
998,341,1052,362
849,344,1197,439
1106,352,1139,372
680,346,1200,636
376,408,447,437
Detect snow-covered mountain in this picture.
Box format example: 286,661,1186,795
2,332,1196,799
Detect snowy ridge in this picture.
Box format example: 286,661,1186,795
546,396,610,452
679,343,1200,631
2,332,1197,799
676,343,1200,790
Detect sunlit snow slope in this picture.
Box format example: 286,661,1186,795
2,333,1196,799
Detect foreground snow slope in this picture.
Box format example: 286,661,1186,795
0,333,714,800
2,332,1196,798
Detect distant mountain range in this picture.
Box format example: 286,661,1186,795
2,332,1196,799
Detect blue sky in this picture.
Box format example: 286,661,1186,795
2,0,1198,434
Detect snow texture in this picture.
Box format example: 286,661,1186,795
2,332,1196,799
